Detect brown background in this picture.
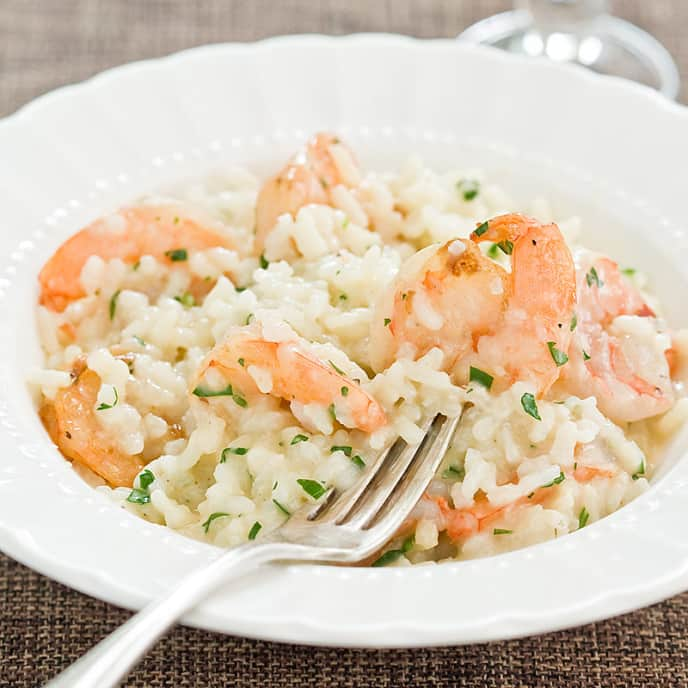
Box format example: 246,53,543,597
1,1,687,686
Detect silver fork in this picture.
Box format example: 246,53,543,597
45,412,461,688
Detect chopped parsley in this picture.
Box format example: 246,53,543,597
570,313,578,331
457,179,480,201
632,458,646,480
473,221,489,237
585,266,602,288
328,403,337,421
351,454,366,469
583,350,591,361
96,386,119,411
259,254,269,269
248,521,262,540
542,471,566,488
164,248,188,262
329,360,345,375
193,384,234,398
521,393,541,420
497,239,513,255
469,366,493,390
202,512,230,534
238,358,245,367
341,386,349,396
621,267,636,276
132,260,140,271
126,488,150,505
297,478,327,500
493,528,513,535
339,293,348,301
487,243,500,259
109,290,121,320
384,318,391,327
174,292,195,308
547,341,569,367
442,465,465,480
331,445,353,457
133,335,146,346
138,469,154,490
291,434,309,445
578,506,590,529
272,498,291,516
371,535,415,567
245,313,254,325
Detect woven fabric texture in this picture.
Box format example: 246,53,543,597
1,1,687,686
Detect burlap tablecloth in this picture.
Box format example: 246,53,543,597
1,1,687,686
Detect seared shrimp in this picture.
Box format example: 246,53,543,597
194,325,386,433
370,213,577,395
254,133,360,253
40,361,143,487
557,251,673,423
39,205,232,312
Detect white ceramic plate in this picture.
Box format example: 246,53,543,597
1,35,688,648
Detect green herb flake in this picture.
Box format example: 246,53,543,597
173,216,180,224
202,512,230,534
291,434,309,445
521,392,541,420
487,243,499,259
585,266,603,288
164,248,188,262
328,403,337,421
193,384,234,398
297,478,327,500
351,454,366,469
259,254,269,270
96,386,119,411
371,535,415,567
493,528,513,535
547,341,569,367
126,488,150,505
133,335,146,346
384,318,391,327
174,292,195,308
331,445,353,457
497,239,513,255
341,386,349,396
542,471,566,488
245,313,254,325
578,506,590,529
138,469,154,491
457,179,480,201
238,358,245,367
570,313,578,331
474,221,489,237
632,458,646,481
248,521,262,540
272,498,291,516
109,290,121,320
469,366,493,390
132,260,141,271
621,267,636,276
583,350,591,361
232,394,248,408
339,293,348,301
442,465,466,480
235,286,247,293
329,360,345,375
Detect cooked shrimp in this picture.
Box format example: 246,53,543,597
194,325,386,433
254,132,360,253
370,213,577,396
39,361,144,487
39,205,232,312
557,250,673,423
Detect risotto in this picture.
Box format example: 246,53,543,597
30,133,688,565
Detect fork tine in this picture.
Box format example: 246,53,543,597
321,417,435,526
339,412,461,531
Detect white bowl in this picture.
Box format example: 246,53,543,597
1,35,688,648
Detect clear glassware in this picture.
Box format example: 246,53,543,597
459,0,680,99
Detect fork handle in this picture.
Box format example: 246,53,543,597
44,540,302,688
